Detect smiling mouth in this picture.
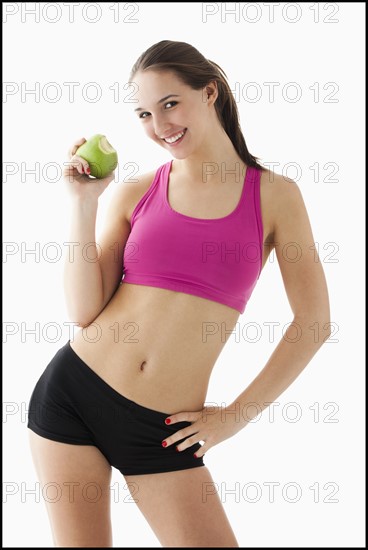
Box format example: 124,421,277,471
162,129,187,144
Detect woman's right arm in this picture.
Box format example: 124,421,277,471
62,137,116,327
62,137,157,328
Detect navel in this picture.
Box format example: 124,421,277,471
139,361,147,372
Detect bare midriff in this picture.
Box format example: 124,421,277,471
70,282,241,415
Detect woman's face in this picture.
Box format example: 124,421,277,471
132,69,215,159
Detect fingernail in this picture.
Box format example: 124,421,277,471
81,166,84,173
162,441,167,447
86,166,90,174
165,418,171,424
193,453,198,458
176,446,180,452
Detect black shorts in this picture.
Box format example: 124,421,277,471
27,340,205,476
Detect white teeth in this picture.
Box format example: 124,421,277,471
164,130,186,143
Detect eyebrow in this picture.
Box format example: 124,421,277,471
134,94,180,112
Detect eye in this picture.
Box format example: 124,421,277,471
138,101,178,119
164,101,178,109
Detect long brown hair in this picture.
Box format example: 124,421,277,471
130,40,265,172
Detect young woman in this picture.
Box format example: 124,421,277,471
27,40,331,547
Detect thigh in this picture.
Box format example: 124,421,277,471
28,431,113,547
124,466,239,547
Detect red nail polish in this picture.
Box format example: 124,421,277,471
86,166,90,174
162,441,167,447
165,418,171,424
176,446,180,452
81,166,84,173
193,453,197,458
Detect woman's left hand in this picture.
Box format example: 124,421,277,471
162,404,244,459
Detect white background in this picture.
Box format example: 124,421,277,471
3,2,365,547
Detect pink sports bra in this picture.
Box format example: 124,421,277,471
121,160,263,314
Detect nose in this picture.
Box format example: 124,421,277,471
152,114,171,139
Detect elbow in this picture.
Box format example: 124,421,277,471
73,317,98,329
73,320,90,328
67,315,92,329
324,318,332,339
65,297,105,330
76,320,92,329
320,319,332,344
67,308,99,330
294,310,332,342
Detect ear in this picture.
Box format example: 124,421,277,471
203,80,218,105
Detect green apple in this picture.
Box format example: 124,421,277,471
76,134,118,178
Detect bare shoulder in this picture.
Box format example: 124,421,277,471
259,167,330,319
259,167,305,239
110,168,158,225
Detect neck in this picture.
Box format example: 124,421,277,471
173,126,246,185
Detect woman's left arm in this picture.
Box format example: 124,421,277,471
226,175,332,430
162,176,332,456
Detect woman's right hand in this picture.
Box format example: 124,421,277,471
63,137,115,201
